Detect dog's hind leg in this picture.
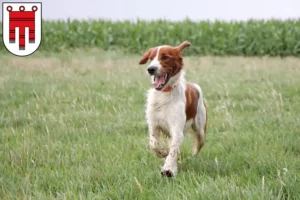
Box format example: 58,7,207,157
192,102,206,156
192,85,207,156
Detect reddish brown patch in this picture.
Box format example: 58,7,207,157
185,83,200,121
138,47,158,64
157,46,183,77
178,41,191,51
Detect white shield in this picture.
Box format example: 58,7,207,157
2,2,42,57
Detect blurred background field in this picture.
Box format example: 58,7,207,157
1,19,300,56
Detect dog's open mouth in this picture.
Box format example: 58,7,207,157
152,74,170,90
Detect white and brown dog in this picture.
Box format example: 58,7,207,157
139,41,207,177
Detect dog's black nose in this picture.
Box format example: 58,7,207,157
147,66,157,75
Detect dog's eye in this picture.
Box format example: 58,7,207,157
161,55,169,60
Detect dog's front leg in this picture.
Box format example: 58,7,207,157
161,127,184,177
149,126,169,158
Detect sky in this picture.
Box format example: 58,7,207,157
1,0,300,21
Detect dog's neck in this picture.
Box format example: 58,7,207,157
161,71,185,92
162,85,177,92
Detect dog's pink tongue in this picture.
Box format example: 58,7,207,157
152,76,165,88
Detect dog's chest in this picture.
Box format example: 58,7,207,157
146,89,186,129
147,97,174,123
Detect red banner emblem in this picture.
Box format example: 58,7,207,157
2,2,42,56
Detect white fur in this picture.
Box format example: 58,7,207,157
146,70,206,176
148,46,162,71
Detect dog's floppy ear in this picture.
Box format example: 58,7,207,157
139,48,155,65
139,50,151,64
178,41,191,52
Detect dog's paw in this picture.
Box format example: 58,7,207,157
161,165,177,177
161,169,174,177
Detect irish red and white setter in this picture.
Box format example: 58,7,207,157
139,41,207,177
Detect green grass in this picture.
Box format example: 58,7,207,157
1,19,300,56
0,49,300,199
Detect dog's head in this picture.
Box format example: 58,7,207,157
138,41,190,91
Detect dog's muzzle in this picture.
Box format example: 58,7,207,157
147,66,158,75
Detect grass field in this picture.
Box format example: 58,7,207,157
0,49,300,199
